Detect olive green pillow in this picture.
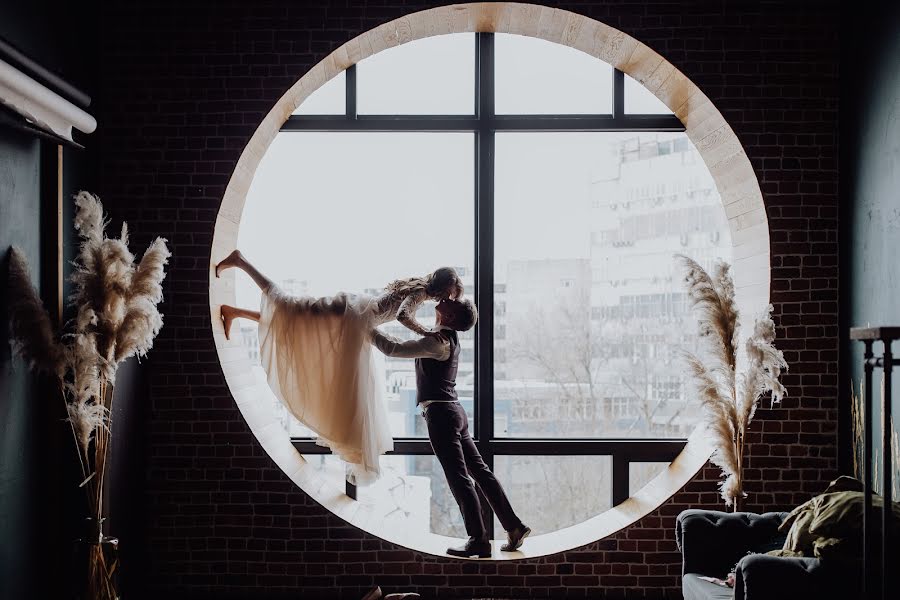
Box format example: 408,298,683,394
779,488,900,562
779,497,818,555
809,491,900,541
777,475,865,555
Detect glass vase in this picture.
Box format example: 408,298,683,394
75,517,120,600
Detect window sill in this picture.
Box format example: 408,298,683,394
214,345,712,559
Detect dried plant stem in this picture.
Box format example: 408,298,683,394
92,378,112,527
734,401,743,512
851,380,865,480
61,382,89,483
82,379,118,600
87,543,117,600
101,382,112,520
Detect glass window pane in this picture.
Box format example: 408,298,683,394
356,455,467,538
624,73,673,114
238,132,474,438
494,132,731,438
495,33,612,114
493,456,612,537
292,71,346,115
629,462,670,496
357,33,475,115
302,453,346,481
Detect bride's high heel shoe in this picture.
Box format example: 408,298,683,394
220,305,237,340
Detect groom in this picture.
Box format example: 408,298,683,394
370,297,531,558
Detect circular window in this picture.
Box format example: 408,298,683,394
211,5,769,559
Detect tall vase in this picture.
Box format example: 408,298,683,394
76,517,119,600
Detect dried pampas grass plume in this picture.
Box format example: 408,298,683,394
684,352,739,490
677,254,739,388
7,247,66,377
65,192,171,379
113,237,171,363
129,237,170,304
739,306,787,432
676,255,787,509
67,400,109,456
73,190,105,248
70,192,137,373
66,332,102,404
115,298,164,363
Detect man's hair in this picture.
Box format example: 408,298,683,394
445,298,478,332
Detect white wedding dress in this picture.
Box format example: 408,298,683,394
257,285,421,484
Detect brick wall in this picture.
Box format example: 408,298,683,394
94,1,840,598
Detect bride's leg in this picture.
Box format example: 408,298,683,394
215,249,275,294
220,304,261,340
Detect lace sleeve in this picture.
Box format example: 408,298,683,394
373,289,401,321
396,288,431,336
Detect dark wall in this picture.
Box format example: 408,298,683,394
93,1,841,598
0,127,43,600
841,2,900,487
0,3,99,599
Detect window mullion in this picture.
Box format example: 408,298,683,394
346,65,357,119
613,68,624,118
476,31,497,540
612,456,629,506
475,130,494,445
475,32,495,445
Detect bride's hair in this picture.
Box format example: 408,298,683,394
384,267,463,300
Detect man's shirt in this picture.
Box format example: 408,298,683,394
369,327,450,361
369,326,454,408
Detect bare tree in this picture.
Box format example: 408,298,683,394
505,292,694,438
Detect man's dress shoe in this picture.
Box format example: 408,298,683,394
501,524,531,552
446,537,492,558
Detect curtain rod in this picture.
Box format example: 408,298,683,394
0,56,96,145
0,36,91,109
0,103,84,149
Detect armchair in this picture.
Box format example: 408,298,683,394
675,509,854,600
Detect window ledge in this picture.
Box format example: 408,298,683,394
219,374,713,559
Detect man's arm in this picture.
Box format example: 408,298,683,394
370,328,449,360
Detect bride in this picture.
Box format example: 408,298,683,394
215,250,464,483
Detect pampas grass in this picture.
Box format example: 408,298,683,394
676,254,787,509
851,379,866,482
6,191,169,600
851,376,900,499
7,247,67,377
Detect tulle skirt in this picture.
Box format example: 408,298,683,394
258,285,394,484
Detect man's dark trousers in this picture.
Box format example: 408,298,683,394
423,401,523,541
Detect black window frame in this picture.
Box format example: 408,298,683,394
285,33,688,535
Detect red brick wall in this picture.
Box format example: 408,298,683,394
94,1,840,598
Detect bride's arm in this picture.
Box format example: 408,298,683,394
396,289,435,336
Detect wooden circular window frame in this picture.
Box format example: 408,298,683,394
209,2,770,559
